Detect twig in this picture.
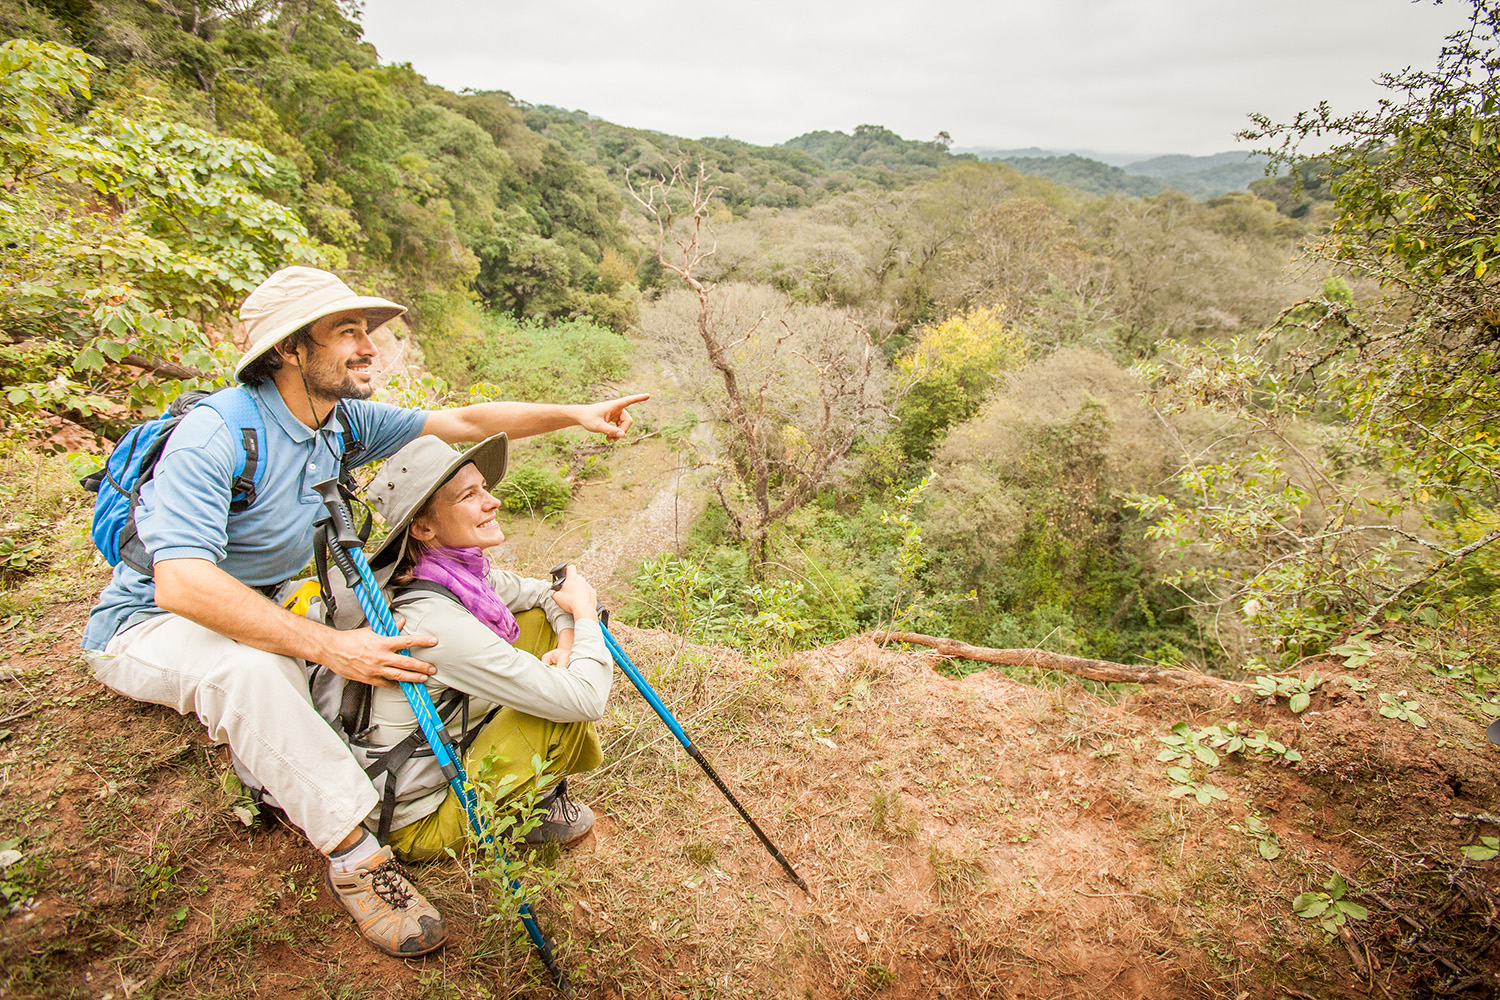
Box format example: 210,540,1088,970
1453,812,1500,826
0,708,36,725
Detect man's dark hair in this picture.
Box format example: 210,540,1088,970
237,323,317,386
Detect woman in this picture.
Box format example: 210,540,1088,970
352,432,611,862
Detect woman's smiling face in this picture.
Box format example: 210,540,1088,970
408,463,506,551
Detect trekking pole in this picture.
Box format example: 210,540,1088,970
551,565,810,896
315,482,575,998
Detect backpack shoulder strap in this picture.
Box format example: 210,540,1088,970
333,400,367,472
115,387,256,574
197,386,267,513
358,687,468,842
392,580,462,607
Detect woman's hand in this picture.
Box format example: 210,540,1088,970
542,628,575,669
550,565,598,621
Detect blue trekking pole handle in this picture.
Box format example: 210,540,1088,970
315,481,575,998
551,565,810,895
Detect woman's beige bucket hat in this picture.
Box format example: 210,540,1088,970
235,266,406,380
366,433,510,571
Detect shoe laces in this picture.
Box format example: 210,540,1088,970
368,858,417,909
546,778,581,825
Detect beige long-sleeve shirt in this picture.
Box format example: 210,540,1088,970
367,568,612,746
356,568,613,832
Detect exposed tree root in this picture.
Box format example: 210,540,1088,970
870,631,1246,688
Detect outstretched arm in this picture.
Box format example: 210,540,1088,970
420,393,651,444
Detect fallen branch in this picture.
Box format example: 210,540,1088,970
870,631,1245,689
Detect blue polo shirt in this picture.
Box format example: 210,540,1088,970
82,381,428,650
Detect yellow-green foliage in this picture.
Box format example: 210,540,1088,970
894,305,1028,461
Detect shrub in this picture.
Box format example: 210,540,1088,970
455,314,632,401
497,462,572,517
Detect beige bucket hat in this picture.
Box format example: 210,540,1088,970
235,266,406,379
366,433,510,570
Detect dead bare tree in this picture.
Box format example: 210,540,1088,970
630,158,889,568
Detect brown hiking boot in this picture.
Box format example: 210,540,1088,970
325,846,446,958
523,779,594,847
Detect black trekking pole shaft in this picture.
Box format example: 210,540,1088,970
553,566,810,895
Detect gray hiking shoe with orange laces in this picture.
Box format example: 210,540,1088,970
325,845,446,958
524,779,594,847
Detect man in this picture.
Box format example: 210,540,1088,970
81,266,647,958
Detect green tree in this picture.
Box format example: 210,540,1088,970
0,38,321,436
1133,0,1500,658
892,306,1027,462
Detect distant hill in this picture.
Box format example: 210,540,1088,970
958,148,1279,200
520,109,1276,210
521,114,983,212
955,146,1148,167
991,155,1163,197
1122,151,1259,175
780,125,976,172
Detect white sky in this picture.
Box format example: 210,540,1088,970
356,0,1474,158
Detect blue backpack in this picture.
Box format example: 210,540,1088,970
83,387,267,574
83,388,369,575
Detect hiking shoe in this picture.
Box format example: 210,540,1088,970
524,779,594,847
325,846,446,958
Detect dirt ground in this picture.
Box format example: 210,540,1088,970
3,581,1500,998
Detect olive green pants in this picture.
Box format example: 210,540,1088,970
387,609,603,862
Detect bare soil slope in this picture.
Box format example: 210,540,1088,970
3,590,1498,999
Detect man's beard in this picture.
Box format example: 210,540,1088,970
302,356,375,402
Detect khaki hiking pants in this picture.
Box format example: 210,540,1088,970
87,613,378,854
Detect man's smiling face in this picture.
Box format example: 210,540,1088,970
294,309,379,401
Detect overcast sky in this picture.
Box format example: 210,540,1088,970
357,0,1472,158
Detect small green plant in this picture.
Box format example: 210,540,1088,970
928,842,986,905
137,841,182,908
465,751,569,942
0,535,42,574
1228,813,1282,860
497,461,572,517
1293,873,1369,936
1157,723,1229,804
1377,691,1427,728
1200,721,1303,763
1252,671,1322,713
220,770,260,827
1329,631,1376,668
1462,836,1499,862
741,579,812,651
627,553,735,642
0,837,39,914
861,963,896,994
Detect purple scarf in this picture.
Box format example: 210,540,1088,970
410,546,520,643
